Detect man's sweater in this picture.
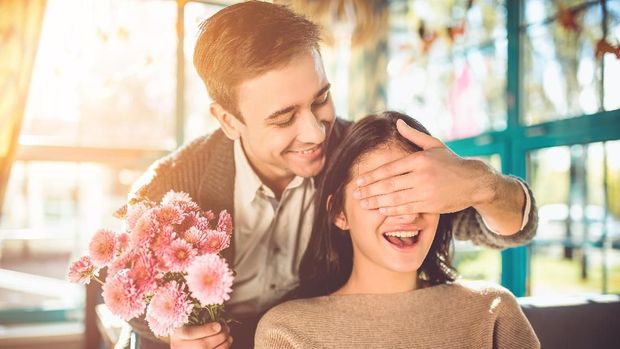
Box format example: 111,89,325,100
255,281,540,349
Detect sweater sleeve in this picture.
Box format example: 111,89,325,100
493,291,541,349
452,177,538,249
254,313,297,349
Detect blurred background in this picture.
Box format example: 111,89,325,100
1,0,619,348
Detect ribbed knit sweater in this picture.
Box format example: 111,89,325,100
255,281,540,349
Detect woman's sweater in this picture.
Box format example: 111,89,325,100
255,281,540,349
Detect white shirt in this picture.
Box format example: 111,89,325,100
228,140,315,316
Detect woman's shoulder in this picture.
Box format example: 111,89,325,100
258,297,326,327
438,280,521,311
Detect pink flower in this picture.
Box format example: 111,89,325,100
102,270,145,321
162,191,200,213
182,227,208,250
131,211,158,246
202,230,230,254
127,250,158,294
152,205,184,226
107,249,136,277
89,229,117,266
145,281,194,336
151,225,175,256
186,254,233,306
67,256,99,284
116,232,130,254
126,203,148,231
217,210,233,237
163,239,198,272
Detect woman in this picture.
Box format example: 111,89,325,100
255,111,539,348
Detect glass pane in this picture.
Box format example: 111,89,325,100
0,161,143,313
453,154,502,283
183,2,224,142
387,0,507,141
604,2,620,111
522,4,604,125
527,142,620,295
21,0,177,149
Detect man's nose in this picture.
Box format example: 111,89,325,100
296,109,326,144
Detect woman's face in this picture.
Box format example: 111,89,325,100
334,144,440,275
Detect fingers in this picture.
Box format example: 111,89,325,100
354,173,413,202
171,322,231,349
378,203,428,216
396,119,443,150
355,154,418,187
357,188,421,210
174,322,222,340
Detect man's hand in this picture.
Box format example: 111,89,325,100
353,119,525,235
170,322,233,349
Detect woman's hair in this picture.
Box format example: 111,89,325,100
295,111,457,299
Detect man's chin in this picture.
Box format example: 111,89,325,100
289,157,326,178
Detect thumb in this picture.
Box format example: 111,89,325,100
396,119,443,149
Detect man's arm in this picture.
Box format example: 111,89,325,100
353,119,537,247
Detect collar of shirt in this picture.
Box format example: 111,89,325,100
233,140,309,206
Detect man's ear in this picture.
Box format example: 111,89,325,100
210,102,243,140
328,195,349,230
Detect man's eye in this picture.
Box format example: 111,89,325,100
274,117,294,128
312,91,330,107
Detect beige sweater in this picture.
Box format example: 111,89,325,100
255,281,540,349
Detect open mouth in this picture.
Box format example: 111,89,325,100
382,230,420,248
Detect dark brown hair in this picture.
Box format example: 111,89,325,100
193,1,321,117
295,111,457,298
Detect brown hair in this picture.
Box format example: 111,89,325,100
193,1,322,117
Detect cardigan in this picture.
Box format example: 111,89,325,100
255,281,541,349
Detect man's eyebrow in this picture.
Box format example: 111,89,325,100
265,83,332,121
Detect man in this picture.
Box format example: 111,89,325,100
129,2,537,348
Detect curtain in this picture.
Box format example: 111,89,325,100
0,0,47,215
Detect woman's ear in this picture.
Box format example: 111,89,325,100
210,102,244,140
328,195,350,230
333,211,349,230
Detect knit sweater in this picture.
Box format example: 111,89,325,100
255,281,540,349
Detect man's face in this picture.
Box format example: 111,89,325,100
235,49,335,184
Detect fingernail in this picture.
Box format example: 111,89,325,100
353,189,361,199
212,323,221,332
356,178,365,186
360,200,369,209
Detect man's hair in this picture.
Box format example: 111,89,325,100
193,1,322,117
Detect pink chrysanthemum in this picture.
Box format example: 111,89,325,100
202,229,230,254
102,270,145,321
127,249,158,294
107,249,136,277
151,225,176,255
182,227,208,251
186,254,233,306
145,281,194,336
152,205,184,227
161,191,200,213
116,232,130,254
203,210,216,223
89,229,117,266
217,210,233,237
131,211,158,246
67,256,99,284
163,239,198,272
126,203,148,231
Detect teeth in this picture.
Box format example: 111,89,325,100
384,231,420,238
294,146,319,154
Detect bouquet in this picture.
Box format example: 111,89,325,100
67,190,234,337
